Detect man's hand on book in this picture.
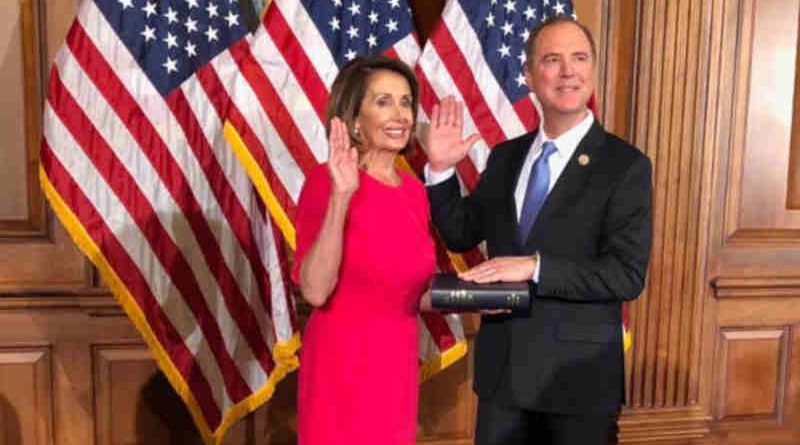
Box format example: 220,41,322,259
459,256,537,284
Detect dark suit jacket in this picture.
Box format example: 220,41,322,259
427,121,653,415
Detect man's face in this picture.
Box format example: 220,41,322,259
525,22,595,123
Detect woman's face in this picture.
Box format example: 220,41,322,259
355,70,414,153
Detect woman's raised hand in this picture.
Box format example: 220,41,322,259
327,117,359,197
424,96,481,172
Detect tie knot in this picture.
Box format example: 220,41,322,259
541,141,557,159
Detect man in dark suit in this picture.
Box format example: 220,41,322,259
424,16,653,445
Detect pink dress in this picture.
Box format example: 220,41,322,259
291,164,436,445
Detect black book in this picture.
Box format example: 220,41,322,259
430,273,530,312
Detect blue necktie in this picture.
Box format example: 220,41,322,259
517,141,557,245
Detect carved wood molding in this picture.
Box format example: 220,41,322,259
719,0,754,248
0,345,54,444
598,0,638,137
789,2,800,210
713,328,789,423
711,276,800,298
0,295,118,310
726,229,800,245
0,0,47,237
720,0,800,246
625,0,716,411
618,406,712,443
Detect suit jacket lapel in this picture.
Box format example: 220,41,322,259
524,122,605,247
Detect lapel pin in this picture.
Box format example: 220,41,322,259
578,154,590,166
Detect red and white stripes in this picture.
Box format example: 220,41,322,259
41,1,298,441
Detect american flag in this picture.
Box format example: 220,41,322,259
224,0,468,381
413,0,632,351
39,1,299,443
410,0,575,181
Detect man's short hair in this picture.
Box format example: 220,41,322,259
524,16,597,66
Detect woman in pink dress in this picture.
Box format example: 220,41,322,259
291,56,473,444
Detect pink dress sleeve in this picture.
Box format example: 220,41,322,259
291,164,332,284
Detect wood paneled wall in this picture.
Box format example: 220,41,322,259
619,0,800,442
1,0,800,443
706,0,800,442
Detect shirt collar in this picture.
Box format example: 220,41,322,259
533,111,595,159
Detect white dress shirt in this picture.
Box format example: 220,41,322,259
424,111,595,282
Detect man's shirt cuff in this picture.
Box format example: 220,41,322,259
532,252,541,283
424,164,456,185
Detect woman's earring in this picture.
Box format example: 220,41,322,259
354,127,361,137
